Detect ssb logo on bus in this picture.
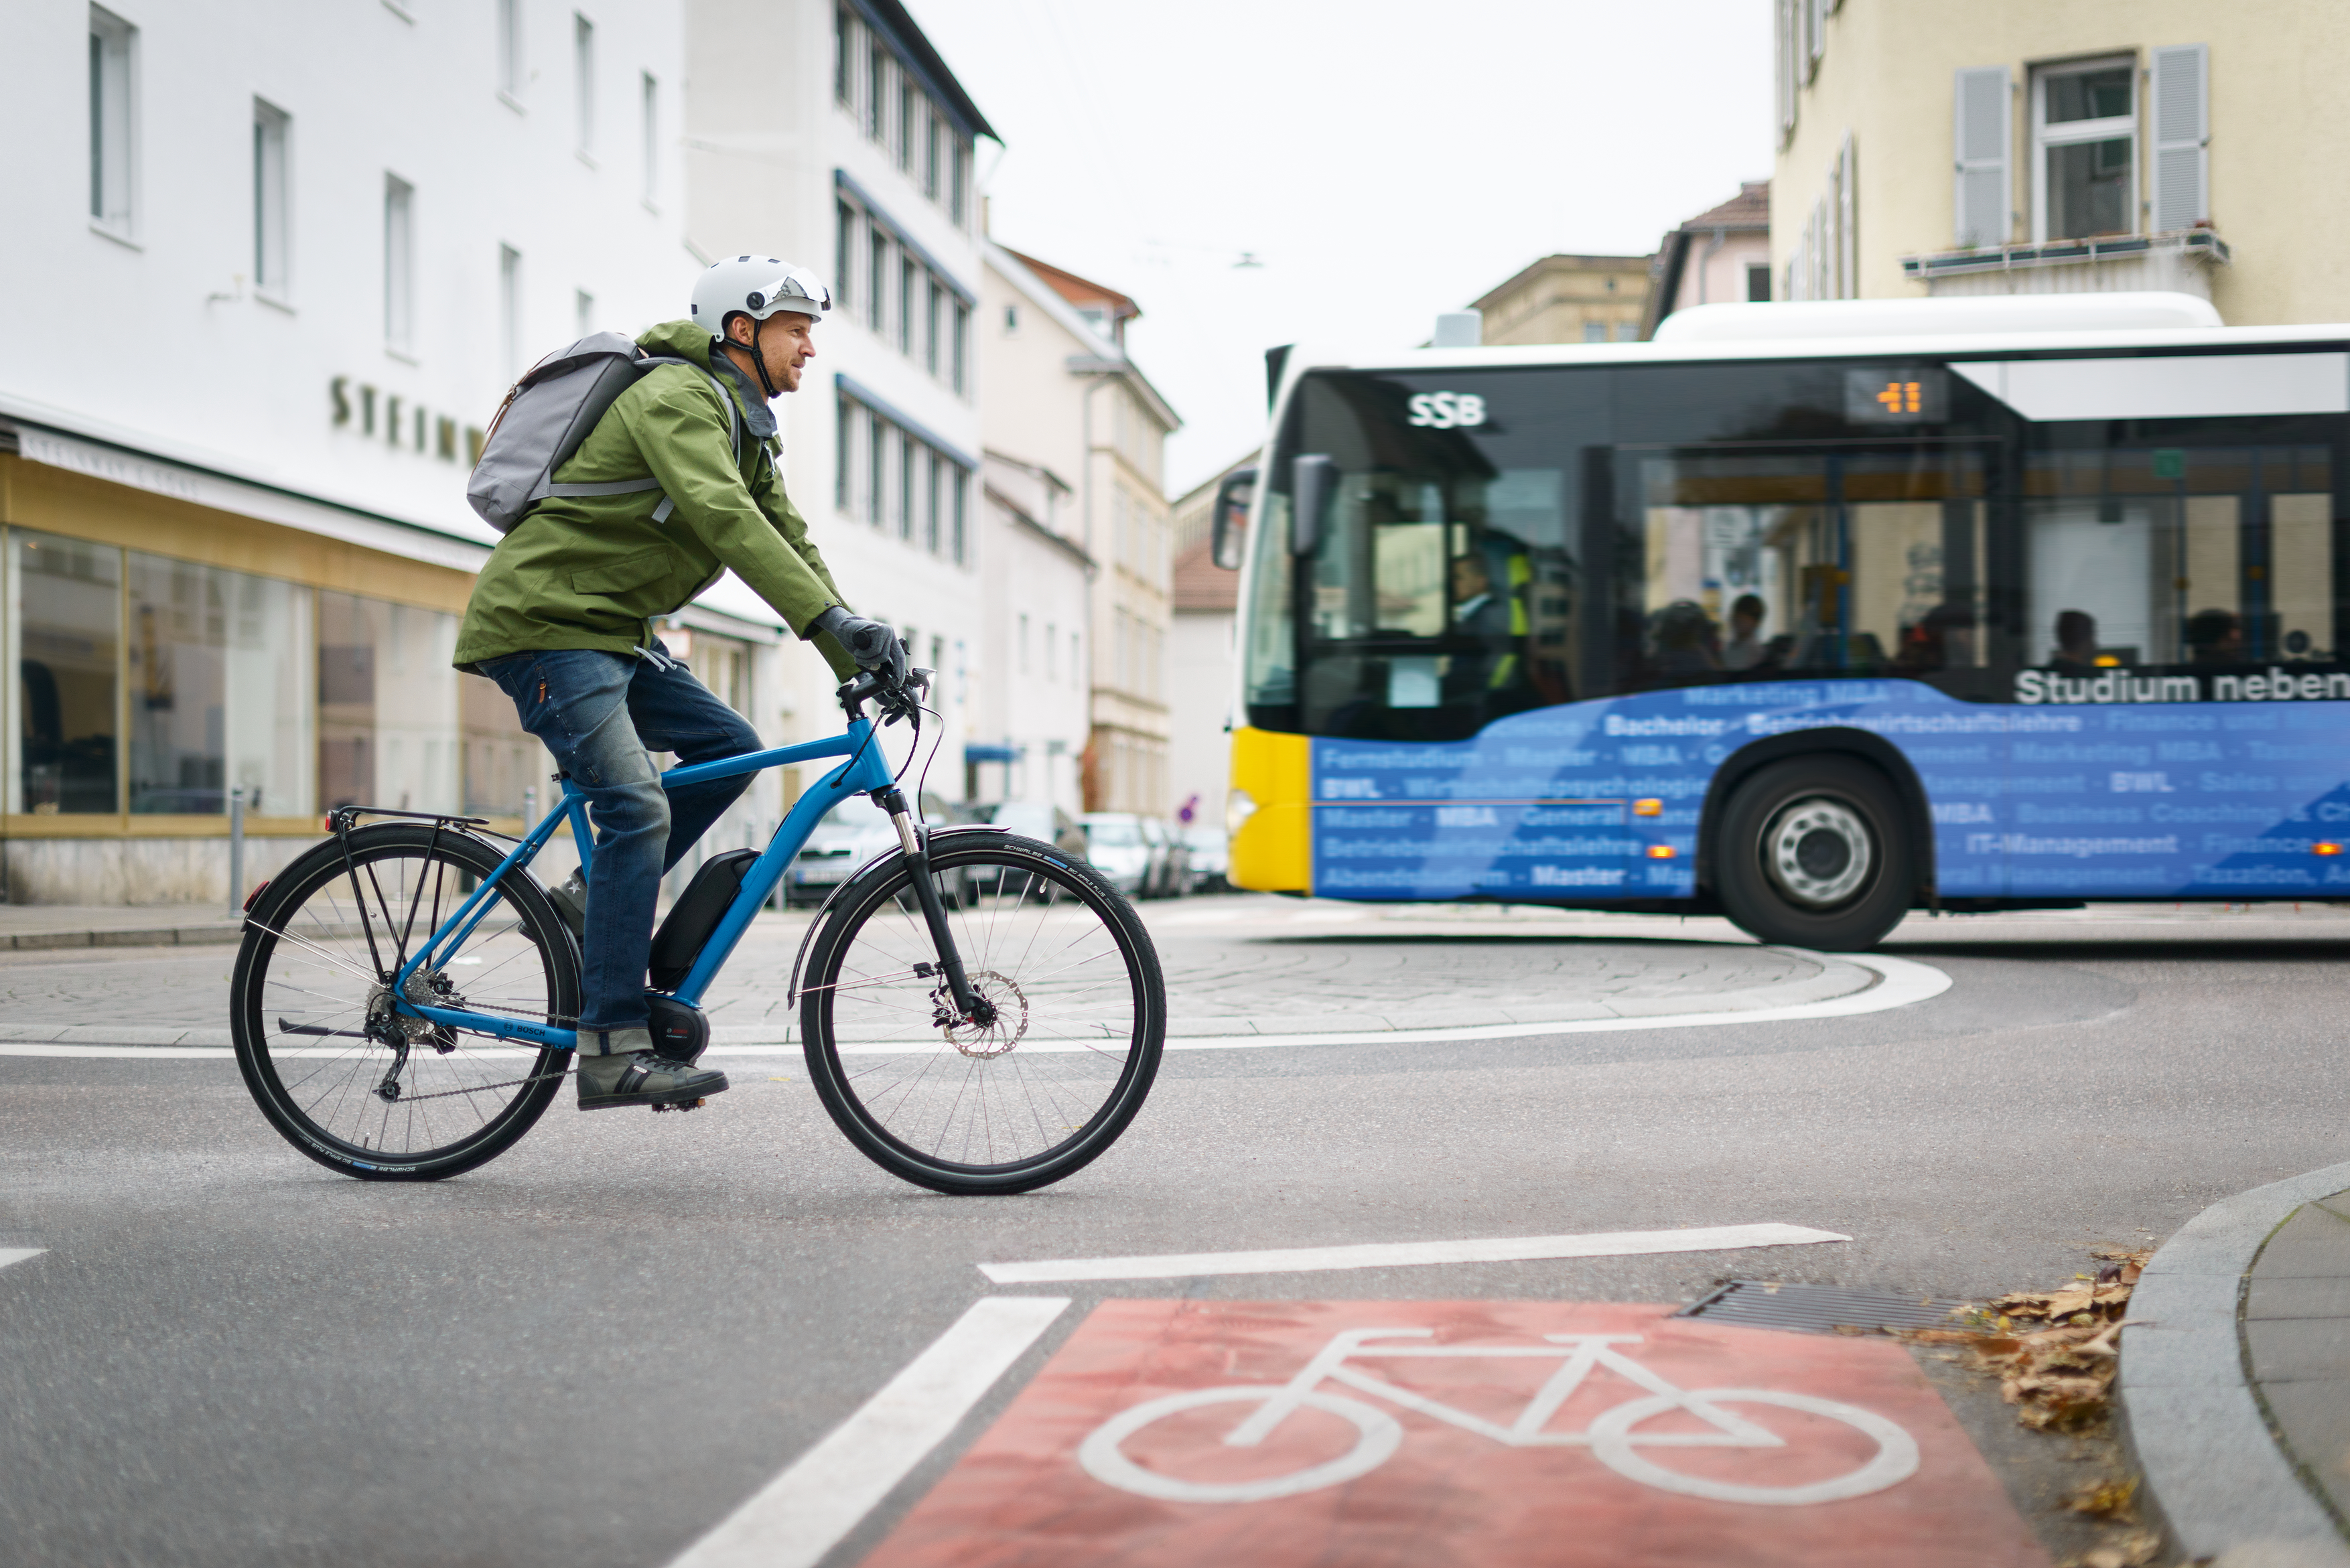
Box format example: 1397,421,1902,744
1407,391,1487,429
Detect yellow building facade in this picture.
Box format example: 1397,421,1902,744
1771,0,2350,324
1471,254,1653,346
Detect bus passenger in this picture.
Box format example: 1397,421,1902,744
2187,608,2245,665
1649,599,1721,679
2051,610,2099,673
1721,594,1769,670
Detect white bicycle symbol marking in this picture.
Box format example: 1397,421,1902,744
1079,1329,1920,1507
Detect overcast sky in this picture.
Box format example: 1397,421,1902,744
905,0,1774,497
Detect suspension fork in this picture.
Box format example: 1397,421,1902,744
879,788,993,1025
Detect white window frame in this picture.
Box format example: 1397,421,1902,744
253,100,291,301
573,13,595,159
496,0,524,108
498,244,523,376
640,72,659,208
2031,54,2137,242
88,5,138,241
384,175,417,355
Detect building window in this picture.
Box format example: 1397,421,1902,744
835,391,854,512
898,256,915,354
2034,59,2136,241
952,302,969,394
953,468,968,563
575,289,594,337
898,79,914,171
640,73,659,205
835,200,855,315
898,435,915,540
950,138,969,225
10,531,121,814
129,555,316,816
573,13,595,155
868,45,886,140
833,6,852,105
926,280,943,375
868,411,886,526
868,229,887,333
88,5,136,234
496,0,523,101
1018,613,1031,674
1746,262,1772,301
925,450,942,553
498,243,522,374
253,100,289,297
320,593,460,814
384,177,416,352
1580,322,1606,344
924,112,941,200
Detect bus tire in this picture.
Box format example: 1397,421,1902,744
1714,757,1913,951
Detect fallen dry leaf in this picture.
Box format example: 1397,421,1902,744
2066,1474,2138,1519
2065,1528,2160,1568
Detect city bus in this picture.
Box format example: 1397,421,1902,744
1212,293,2350,950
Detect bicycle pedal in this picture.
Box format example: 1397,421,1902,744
649,1097,707,1113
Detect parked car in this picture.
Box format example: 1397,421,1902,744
1180,824,1229,892
784,791,953,906
1136,816,1188,898
958,801,1089,898
1077,812,1153,897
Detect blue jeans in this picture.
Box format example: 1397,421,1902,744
480,644,761,1034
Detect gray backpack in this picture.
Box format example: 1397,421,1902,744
466,332,738,534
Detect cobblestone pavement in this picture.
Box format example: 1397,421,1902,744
0,895,1872,1045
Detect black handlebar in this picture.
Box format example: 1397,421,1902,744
837,664,932,723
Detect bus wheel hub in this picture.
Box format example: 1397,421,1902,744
1764,798,1872,908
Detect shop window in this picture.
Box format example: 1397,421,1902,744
462,671,538,818
11,531,119,814
128,553,313,815
318,592,460,813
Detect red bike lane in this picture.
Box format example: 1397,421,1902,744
861,1299,2047,1567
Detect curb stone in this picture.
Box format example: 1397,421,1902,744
2120,1159,2350,1567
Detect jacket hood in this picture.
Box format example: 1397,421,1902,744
638,319,717,368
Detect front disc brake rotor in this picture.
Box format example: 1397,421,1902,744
941,971,1028,1059
1762,796,1874,909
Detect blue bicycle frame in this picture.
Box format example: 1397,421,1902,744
385,714,900,1050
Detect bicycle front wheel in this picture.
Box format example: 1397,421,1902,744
230,825,580,1182
800,832,1165,1194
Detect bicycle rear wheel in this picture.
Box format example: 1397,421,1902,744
799,831,1165,1194
230,825,579,1182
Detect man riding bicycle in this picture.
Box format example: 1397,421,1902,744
455,257,904,1113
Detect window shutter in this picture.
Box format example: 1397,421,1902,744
1953,66,2011,248
1775,0,1796,139
2150,44,2209,233
1806,0,1827,74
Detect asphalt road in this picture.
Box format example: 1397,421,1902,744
3,898,2348,1565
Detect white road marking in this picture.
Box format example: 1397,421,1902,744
0,954,1951,1060
665,1295,1069,1568
0,1249,47,1273
978,1222,1850,1285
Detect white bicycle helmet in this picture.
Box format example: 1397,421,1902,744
690,256,831,338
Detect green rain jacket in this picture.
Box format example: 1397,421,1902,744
454,319,857,679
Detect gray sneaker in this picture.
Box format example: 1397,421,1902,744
546,868,587,944
576,1048,729,1111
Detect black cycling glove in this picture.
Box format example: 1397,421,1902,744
810,605,908,685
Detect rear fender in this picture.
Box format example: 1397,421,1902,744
1694,727,1937,906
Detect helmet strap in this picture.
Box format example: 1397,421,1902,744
747,314,780,399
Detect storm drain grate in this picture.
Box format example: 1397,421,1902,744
1676,1280,1978,1336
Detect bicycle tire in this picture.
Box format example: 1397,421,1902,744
230,824,580,1182
799,831,1165,1195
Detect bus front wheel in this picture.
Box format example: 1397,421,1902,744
1715,758,1913,951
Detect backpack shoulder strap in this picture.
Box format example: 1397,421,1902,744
583,356,742,524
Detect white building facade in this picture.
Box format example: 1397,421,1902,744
0,0,807,904
979,244,1180,818
683,0,993,804
973,452,1091,814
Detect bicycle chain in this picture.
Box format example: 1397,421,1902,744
385,1064,575,1102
